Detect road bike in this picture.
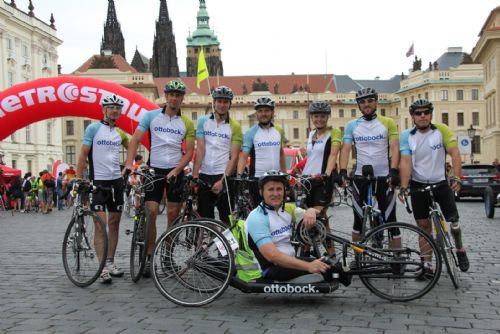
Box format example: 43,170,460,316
61,180,109,287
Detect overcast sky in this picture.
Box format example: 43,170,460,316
15,0,499,79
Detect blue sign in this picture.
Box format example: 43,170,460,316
461,138,469,146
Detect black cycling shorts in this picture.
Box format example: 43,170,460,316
144,167,184,204
91,178,124,213
305,179,333,208
410,180,459,222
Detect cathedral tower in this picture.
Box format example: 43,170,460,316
100,0,126,58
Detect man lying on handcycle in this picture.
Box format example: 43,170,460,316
244,170,332,282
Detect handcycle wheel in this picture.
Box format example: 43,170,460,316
484,186,496,219
62,211,108,287
432,214,459,289
358,222,441,302
130,206,151,282
151,222,235,306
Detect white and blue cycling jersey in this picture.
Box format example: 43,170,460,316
242,124,284,177
196,114,243,175
400,123,457,183
343,116,399,176
137,108,195,169
83,121,122,181
246,203,302,259
303,128,342,175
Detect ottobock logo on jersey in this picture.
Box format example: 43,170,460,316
204,130,230,139
354,133,385,142
270,224,293,236
430,143,443,150
263,284,320,293
97,140,121,146
257,141,280,147
153,126,182,135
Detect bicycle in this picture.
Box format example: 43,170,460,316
150,218,442,306
61,180,109,287
25,191,39,213
331,185,353,207
404,182,461,289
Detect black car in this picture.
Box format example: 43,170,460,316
456,164,500,200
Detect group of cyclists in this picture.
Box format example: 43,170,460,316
75,78,469,285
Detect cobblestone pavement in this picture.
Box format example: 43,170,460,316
0,200,499,334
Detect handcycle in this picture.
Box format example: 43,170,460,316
150,217,442,306
403,182,461,289
61,180,109,287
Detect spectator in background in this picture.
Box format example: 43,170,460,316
0,152,5,165
10,176,23,212
21,173,32,211
493,159,500,173
56,172,64,210
41,170,55,214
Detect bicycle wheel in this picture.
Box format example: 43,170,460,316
124,193,133,218
171,210,201,227
432,214,459,289
151,222,234,306
130,207,151,282
62,211,108,287
358,222,441,302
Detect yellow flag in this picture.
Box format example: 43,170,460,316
196,49,209,88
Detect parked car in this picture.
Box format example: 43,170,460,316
457,164,500,200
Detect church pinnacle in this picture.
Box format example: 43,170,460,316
100,0,126,59
150,0,180,78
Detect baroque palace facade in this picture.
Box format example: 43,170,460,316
0,0,63,173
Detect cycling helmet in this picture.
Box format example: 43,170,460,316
308,100,331,115
409,99,434,114
101,94,124,107
258,170,288,189
355,87,378,102
254,97,275,110
212,86,234,100
164,80,186,94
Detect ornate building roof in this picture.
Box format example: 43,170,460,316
187,0,220,47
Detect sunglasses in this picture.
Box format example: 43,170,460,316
413,110,432,116
358,98,377,104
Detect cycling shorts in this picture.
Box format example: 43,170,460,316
91,178,124,213
144,167,184,204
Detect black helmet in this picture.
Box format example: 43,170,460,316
254,97,275,110
308,100,331,115
355,87,378,101
212,86,234,100
164,80,186,94
410,99,434,114
258,170,288,189
101,94,124,107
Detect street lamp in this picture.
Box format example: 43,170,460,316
467,124,476,164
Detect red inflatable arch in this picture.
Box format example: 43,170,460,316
0,76,159,148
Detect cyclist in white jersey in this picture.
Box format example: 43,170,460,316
399,99,469,273
237,97,286,206
124,80,195,276
339,88,400,242
76,94,126,283
192,86,242,225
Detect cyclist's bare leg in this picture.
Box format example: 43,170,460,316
146,200,159,255
167,202,182,228
416,218,433,262
106,212,122,260
94,212,107,262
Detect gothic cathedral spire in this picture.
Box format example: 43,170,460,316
100,0,126,59
151,0,179,78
